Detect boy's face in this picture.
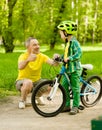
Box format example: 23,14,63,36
59,30,66,41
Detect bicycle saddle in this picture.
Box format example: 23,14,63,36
81,64,93,70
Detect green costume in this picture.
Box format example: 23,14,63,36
62,37,82,107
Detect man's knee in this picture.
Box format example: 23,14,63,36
16,79,33,92
22,79,33,91
23,79,33,86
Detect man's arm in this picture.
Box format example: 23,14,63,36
18,60,29,70
18,54,37,70
46,59,59,66
46,53,61,66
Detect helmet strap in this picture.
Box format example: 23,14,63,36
65,39,68,43
63,30,68,37
62,31,72,43
62,31,68,43
67,34,72,36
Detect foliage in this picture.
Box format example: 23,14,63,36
0,0,102,52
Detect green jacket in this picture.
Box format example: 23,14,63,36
66,37,82,73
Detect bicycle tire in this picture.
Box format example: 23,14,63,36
31,80,66,117
81,75,102,107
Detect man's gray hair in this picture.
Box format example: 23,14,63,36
25,37,35,48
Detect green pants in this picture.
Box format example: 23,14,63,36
61,70,81,107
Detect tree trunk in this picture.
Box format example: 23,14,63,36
2,0,17,53
50,0,67,50
2,33,14,53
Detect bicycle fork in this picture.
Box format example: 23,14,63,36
47,77,59,100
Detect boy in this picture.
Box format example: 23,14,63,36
57,21,82,115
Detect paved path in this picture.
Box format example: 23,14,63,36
0,96,102,130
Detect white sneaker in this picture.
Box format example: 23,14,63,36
19,101,25,109
25,100,31,106
36,97,45,105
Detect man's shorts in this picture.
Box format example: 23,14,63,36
15,79,47,91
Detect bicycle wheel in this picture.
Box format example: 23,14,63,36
81,75,102,107
31,80,66,117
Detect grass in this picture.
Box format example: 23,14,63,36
0,45,102,97
0,52,20,97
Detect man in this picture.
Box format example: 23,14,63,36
15,37,58,109
57,21,82,115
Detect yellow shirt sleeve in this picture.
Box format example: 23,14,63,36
18,53,28,62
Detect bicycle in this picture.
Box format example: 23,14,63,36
31,59,102,117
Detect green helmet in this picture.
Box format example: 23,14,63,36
57,20,77,35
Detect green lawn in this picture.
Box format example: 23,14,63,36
0,45,102,97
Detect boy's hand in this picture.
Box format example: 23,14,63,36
64,57,69,63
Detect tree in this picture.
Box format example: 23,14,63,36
2,0,17,53
0,0,102,53
49,0,67,49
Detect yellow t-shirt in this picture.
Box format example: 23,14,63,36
17,52,49,82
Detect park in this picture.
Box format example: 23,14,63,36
0,0,102,130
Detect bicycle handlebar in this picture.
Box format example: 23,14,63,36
53,57,66,66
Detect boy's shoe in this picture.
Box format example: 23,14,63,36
19,101,25,109
36,97,45,105
70,107,79,115
61,107,71,113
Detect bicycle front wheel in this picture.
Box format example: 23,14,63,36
31,80,66,117
81,75,102,107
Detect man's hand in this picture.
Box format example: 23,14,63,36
27,54,37,62
18,54,37,70
53,53,60,61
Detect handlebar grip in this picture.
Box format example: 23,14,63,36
54,57,62,62
54,57,67,66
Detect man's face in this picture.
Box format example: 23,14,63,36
59,30,66,41
28,39,40,54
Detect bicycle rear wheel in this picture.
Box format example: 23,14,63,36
81,75,102,107
31,80,66,117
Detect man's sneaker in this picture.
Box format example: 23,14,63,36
19,101,25,109
36,97,45,105
61,107,71,113
25,100,31,106
70,107,79,115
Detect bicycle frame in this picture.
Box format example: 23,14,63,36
80,77,97,96
48,64,97,100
